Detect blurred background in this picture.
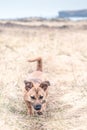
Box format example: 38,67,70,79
0,0,87,20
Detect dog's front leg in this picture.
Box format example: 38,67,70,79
42,102,47,112
25,101,33,115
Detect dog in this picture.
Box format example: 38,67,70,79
24,57,50,115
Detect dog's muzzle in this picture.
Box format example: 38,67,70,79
34,104,41,111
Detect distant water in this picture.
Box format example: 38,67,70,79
69,17,87,21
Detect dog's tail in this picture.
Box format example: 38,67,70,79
28,57,42,71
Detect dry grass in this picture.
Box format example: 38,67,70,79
0,19,87,130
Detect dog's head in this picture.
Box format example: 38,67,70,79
24,80,50,112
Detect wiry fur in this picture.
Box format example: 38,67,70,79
24,57,50,115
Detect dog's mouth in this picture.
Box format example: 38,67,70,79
37,111,43,115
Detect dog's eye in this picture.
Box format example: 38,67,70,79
31,96,36,100
39,96,43,99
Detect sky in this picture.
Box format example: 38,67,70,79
0,0,87,19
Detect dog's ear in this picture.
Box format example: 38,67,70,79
24,80,33,91
40,81,50,91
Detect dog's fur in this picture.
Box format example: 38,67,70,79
24,57,50,115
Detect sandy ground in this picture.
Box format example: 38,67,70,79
0,19,87,130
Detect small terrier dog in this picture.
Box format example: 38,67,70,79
24,57,50,115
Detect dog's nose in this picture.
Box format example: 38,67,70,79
34,104,41,110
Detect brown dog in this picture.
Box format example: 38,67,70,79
24,57,50,115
